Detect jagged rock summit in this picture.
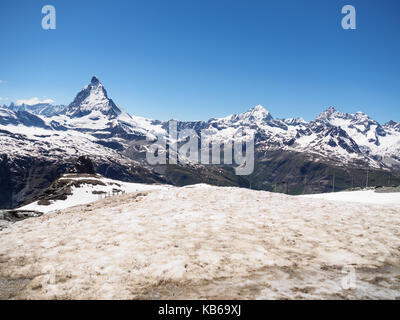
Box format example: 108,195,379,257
66,76,124,119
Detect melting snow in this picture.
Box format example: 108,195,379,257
1,184,399,299
300,189,400,206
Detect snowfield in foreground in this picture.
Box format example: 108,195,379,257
299,189,400,206
1,184,399,299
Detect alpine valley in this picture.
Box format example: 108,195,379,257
1,76,399,209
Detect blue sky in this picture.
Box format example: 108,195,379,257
0,0,399,123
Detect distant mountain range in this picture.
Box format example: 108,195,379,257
1,76,399,208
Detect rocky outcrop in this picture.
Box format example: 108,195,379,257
69,156,96,174
0,209,43,230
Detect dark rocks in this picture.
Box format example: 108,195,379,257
71,156,96,174
91,76,100,85
0,210,43,222
0,155,68,209
0,209,43,230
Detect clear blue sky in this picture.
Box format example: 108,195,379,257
0,0,399,123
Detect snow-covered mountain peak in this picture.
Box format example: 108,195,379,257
384,120,400,128
238,104,272,122
317,106,343,121
384,120,400,133
284,117,307,125
66,76,123,119
385,120,397,127
250,104,268,112
353,111,371,121
210,104,273,128
81,75,105,92
317,106,374,123
247,104,270,115
317,107,377,129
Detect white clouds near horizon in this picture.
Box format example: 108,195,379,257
16,97,55,106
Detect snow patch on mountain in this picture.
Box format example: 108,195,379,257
20,174,168,213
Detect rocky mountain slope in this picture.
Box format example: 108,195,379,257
0,76,399,208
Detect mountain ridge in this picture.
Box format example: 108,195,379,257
0,76,399,208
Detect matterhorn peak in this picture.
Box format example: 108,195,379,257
82,76,103,91
91,75,101,85
66,76,123,119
